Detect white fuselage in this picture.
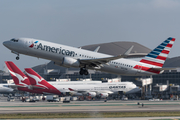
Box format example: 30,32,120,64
3,38,159,76
49,81,140,95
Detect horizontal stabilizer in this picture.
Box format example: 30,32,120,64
7,84,27,88
31,85,46,89
151,67,178,71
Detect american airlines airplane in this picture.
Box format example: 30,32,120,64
3,37,175,76
24,67,140,98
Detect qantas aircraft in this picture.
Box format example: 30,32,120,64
24,67,140,98
3,37,175,76
5,61,62,95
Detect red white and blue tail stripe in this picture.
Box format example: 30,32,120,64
140,37,175,68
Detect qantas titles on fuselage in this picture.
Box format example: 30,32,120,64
3,37,176,76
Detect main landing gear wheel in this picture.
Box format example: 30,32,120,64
16,56,19,60
79,68,89,75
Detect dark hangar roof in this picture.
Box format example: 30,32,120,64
80,41,151,56
163,56,180,67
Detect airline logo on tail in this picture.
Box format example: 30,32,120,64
134,37,175,74
140,37,175,67
5,61,30,86
25,68,61,95
25,70,48,89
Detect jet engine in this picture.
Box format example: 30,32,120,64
87,92,96,97
54,57,80,68
62,57,80,67
100,93,108,98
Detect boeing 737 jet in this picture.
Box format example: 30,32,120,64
3,37,175,76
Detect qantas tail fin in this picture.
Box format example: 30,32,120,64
25,68,61,94
24,68,48,88
139,37,175,68
5,61,30,86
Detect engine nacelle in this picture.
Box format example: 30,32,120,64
62,57,80,67
87,92,96,97
100,93,108,98
54,57,80,68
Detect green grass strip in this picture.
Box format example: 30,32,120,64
0,111,180,119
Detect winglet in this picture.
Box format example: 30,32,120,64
68,88,74,91
124,45,134,55
94,46,100,52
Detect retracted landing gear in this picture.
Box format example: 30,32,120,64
79,68,89,75
16,56,19,60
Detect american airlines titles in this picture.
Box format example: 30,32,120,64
36,43,75,57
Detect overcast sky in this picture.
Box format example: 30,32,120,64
0,0,180,71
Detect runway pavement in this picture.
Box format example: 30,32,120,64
2,117,180,120
0,97,180,114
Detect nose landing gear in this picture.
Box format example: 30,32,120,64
11,51,20,60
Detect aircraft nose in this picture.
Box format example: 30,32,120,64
3,41,11,47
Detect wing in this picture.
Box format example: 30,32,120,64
80,54,127,67
80,52,147,68
68,88,87,93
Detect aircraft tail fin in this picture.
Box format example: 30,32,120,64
24,68,45,85
24,68,61,94
24,68,49,87
5,61,30,86
139,37,175,68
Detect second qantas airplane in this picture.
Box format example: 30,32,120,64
3,37,176,76
24,67,140,98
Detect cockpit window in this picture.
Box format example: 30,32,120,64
10,38,18,42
